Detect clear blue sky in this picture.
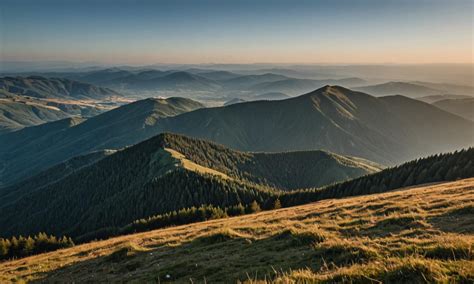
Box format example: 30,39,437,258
0,0,472,64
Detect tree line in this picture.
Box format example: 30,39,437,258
1,147,471,259
281,148,474,206
0,233,74,261
76,199,281,243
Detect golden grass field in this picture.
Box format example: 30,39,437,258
1,179,473,283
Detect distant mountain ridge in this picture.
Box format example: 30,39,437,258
356,81,474,98
1,86,472,186
9,68,367,98
157,85,473,165
0,76,121,100
432,98,474,121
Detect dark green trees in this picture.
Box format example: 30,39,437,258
0,233,74,260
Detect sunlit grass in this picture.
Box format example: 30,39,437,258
0,178,473,282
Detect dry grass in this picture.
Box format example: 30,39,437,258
165,147,231,179
0,179,473,283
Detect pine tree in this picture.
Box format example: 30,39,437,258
273,198,282,210
248,200,261,213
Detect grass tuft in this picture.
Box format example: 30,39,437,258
104,242,145,263
275,227,329,246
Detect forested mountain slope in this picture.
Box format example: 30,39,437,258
0,133,379,239
2,86,472,187
0,97,203,186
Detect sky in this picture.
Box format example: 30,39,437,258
0,0,472,65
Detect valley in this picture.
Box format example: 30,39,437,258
1,1,473,282
0,64,472,283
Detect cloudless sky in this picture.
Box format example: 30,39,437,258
0,0,472,64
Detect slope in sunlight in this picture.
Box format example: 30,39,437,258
1,179,472,283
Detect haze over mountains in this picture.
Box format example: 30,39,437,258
0,76,120,100
2,68,369,101
1,0,473,279
0,65,472,283
0,76,123,133
432,98,474,121
158,86,473,164
356,81,474,98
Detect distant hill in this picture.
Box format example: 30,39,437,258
432,98,474,121
0,133,380,239
252,92,290,100
356,81,474,99
222,73,289,89
104,71,221,92
0,76,121,100
412,81,474,96
417,94,472,103
224,92,290,105
0,98,73,134
158,86,473,165
355,81,443,98
0,93,110,134
224,98,247,106
0,97,204,186
193,70,243,81
70,68,136,85
249,77,366,95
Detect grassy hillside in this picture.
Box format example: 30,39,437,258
1,179,472,283
158,85,473,165
0,133,379,239
0,97,73,134
0,95,108,134
0,97,204,186
433,98,474,121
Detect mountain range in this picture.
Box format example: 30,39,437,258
6,69,367,98
432,98,474,121
0,97,203,186
158,86,473,164
0,133,380,239
356,81,474,98
1,85,472,186
0,76,121,100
